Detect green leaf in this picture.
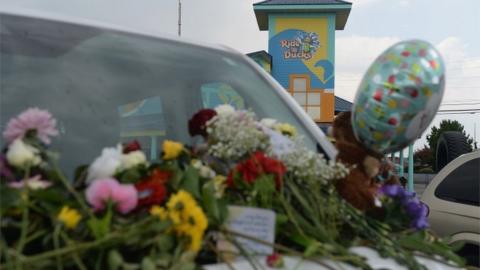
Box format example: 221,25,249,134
0,185,20,214
141,257,156,270
178,262,196,270
117,168,142,184
201,182,227,226
180,166,200,198
87,207,112,239
107,249,123,270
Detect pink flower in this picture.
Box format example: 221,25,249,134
86,178,138,214
3,108,59,145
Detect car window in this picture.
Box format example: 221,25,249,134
434,157,480,206
200,83,245,110
0,14,320,175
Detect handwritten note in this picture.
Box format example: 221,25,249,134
218,206,276,256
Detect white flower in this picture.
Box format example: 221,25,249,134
8,175,52,190
214,104,235,115
6,138,41,169
199,166,216,179
260,118,278,129
120,150,147,170
192,159,216,178
262,127,294,157
86,145,122,183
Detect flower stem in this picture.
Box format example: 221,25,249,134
221,229,337,270
60,232,87,270
52,163,94,219
53,224,63,270
16,185,30,268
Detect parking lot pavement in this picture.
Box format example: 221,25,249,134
414,183,428,198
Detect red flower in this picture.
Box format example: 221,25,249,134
266,253,284,268
123,140,141,154
134,169,171,207
144,168,171,184
135,179,167,207
188,109,217,137
227,152,286,189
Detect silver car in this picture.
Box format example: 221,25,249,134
421,150,480,267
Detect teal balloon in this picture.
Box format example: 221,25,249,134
352,40,445,154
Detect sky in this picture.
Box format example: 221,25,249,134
2,0,479,150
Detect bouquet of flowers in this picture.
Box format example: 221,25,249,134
0,106,464,270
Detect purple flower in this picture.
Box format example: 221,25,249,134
380,184,405,197
0,154,15,181
405,199,428,218
411,216,429,230
3,108,59,145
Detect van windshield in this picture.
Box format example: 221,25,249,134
0,14,319,173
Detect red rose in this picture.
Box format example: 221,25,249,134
135,180,167,207
123,140,141,154
266,253,284,268
227,152,285,189
188,109,217,137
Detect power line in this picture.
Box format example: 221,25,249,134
438,109,480,112
437,112,479,115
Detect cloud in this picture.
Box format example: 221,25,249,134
334,35,480,104
334,35,480,150
335,36,400,100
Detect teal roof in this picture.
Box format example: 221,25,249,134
255,0,351,4
253,0,352,31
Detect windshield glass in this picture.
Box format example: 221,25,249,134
0,14,319,173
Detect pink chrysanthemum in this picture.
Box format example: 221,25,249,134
3,108,59,145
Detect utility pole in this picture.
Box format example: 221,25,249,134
178,0,182,37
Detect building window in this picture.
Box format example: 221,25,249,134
289,75,322,121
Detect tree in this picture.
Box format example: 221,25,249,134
426,120,474,166
413,145,433,170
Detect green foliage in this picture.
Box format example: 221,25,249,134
413,145,434,172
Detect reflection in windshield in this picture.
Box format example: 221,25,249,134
1,14,318,174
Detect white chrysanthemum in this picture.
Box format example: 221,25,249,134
120,150,148,170
86,145,122,183
214,104,236,116
6,138,41,169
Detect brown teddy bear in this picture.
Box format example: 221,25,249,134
331,111,384,211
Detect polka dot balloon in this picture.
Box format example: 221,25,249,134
352,40,445,154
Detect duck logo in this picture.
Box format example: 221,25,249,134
280,31,320,60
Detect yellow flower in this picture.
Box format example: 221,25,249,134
188,231,204,252
162,140,184,160
213,175,227,198
165,190,208,253
166,190,196,224
57,206,81,229
177,206,208,252
275,123,297,137
150,205,168,220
